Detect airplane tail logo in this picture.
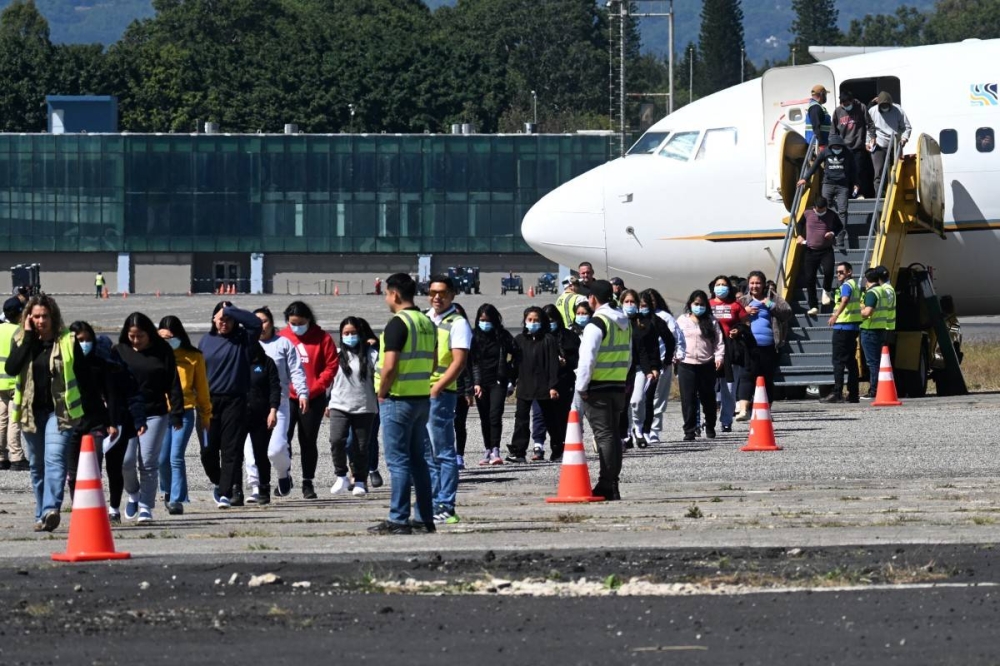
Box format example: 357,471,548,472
970,83,999,107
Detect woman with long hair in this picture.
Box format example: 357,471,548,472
736,271,793,418
507,306,562,464
469,303,519,465
640,288,685,444
157,316,211,515
542,303,579,461
115,312,184,523
327,316,378,496
708,275,750,433
621,289,662,448
675,291,724,442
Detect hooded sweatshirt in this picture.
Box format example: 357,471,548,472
278,323,338,401
801,136,856,187
575,303,631,394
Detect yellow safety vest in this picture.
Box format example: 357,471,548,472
591,314,632,383
881,284,897,331
0,322,17,391
377,309,435,398
11,330,84,422
95,273,105,287
555,291,578,327
860,285,882,330
835,278,863,325
430,310,462,392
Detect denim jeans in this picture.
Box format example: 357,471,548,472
380,397,433,525
159,408,195,503
423,392,458,513
22,410,73,521
717,379,735,427
860,329,886,391
123,414,169,510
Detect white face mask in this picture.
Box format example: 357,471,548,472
843,104,853,111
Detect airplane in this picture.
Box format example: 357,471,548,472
520,38,1000,316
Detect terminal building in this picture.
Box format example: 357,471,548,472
0,130,610,294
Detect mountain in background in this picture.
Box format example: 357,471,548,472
0,0,154,44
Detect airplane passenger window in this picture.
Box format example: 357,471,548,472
627,131,670,155
939,129,957,154
976,127,994,153
696,128,738,160
658,131,700,161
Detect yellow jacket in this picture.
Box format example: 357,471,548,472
173,347,212,425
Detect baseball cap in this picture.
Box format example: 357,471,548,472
811,84,829,95
3,296,24,315
561,276,574,286
610,277,624,287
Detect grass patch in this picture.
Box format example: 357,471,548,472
839,496,862,502
22,603,52,618
710,496,723,503
685,504,703,519
955,341,1000,392
717,484,743,491
972,516,997,526
555,513,586,524
603,574,623,590
228,529,274,539
247,543,278,551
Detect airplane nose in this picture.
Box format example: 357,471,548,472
521,166,607,266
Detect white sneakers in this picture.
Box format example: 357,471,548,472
821,290,832,306
331,476,368,496
330,476,349,495
807,307,819,316
352,483,367,497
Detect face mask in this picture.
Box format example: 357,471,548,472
713,285,729,298
639,307,651,316
80,341,94,356
290,323,309,337
830,147,843,155
691,305,707,317
623,304,638,317
478,321,493,333
815,208,827,216
549,322,558,332
166,337,181,351
843,104,853,111
879,104,890,113
342,334,359,348
575,315,590,327
525,322,541,334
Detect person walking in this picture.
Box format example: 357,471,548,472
823,261,862,403
708,276,749,433
797,135,856,242
6,295,92,531
736,272,793,417
641,288,685,444
280,301,337,499
543,303,579,462
806,84,832,151
94,271,105,299
867,91,912,194
199,301,262,508
507,307,562,464
0,297,27,471
796,196,843,316
343,317,383,488
621,289,661,448
244,341,280,506
156,316,211,515
575,280,631,500
470,304,518,466
831,90,871,198
676,291,725,441
369,273,437,535
115,312,184,524
327,317,378,498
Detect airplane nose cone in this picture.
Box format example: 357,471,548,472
521,166,607,266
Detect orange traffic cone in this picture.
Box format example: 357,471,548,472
528,285,535,298
872,345,903,407
741,377,782,452
122,291,127,299
52,435,130,563
102,287,109,299
546,409,605,503
334,285,340,296
155,290,161,298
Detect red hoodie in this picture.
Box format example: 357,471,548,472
279,324,338,400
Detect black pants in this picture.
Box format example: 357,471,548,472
822,182,850,228
550,379,575,458
737,344,779,404
454,396,469,456
872,144,896,194
582,390,626,492
287,395,326,480
803,246,835,309
831,329,860,399
510,397,563,457
329,410,375,481
246,408,272,492
475,381,506,450
678,362,717,435
105,435,126,509
201,394,248,499
642,374,658,433
849,148,874,197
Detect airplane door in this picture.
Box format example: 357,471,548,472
762,64,835,202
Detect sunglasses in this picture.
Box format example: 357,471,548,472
428,289,451,298
835,270,847,275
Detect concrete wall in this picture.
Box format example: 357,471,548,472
0,252,118,295
134,253,193,295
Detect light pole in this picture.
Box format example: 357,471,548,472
348,103,355,133
741,47,745,83
689,46,694,104
668,0,674,114
792,45,797,66
531,90,537,125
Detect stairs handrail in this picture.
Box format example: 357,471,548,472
859,134,901,287
776,137,818,296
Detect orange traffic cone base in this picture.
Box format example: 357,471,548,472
53,551,130,563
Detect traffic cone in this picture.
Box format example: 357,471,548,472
102,287,109,299
52,435,130,563
740,377,782,452
546,409,605,503
122,291,127,299
528,285,535,298
155,290,161,298
872,345,903,407
334,285,340,296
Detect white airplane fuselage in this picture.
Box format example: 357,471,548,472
521,40,1000,314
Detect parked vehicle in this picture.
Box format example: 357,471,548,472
501,273,524,295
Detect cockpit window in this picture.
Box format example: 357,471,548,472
696,128,738,160
658,131,700,161
627,131,670,155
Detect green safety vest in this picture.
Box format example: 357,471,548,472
95,273,105,287
429,309,462,392
860,284,882,330
880,284,897,331
11,330,84,423
591,314,632,383
555,291,578,327
835,278,863,325
0,322,17,391
377,309,436,398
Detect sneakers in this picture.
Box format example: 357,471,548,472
504,454,526,464
275,476,293,497
408,520,437,534
531,446,544,462
108,508,121,525
479,450,492,466
367,520,412,535
352,483,367,497
806,307,819,316
124,499,139,520
683,432,696,442
433,508,460,525
734,410,750,422
456,454,465,470
246,485,260,504
645,432,660,446
166,502,184,515
633,428,648,449
330,476,350,495
705,426,716,439
821,290,832,306
302,480,317,499
0,459,9,470
368,470,383,488
256,491,271,505
137,509,153,524
213,487,230,509
820,392,844,403
721,424,732,433
41,510,61,532
10,459,29,471
230,486,245,507
489,448,504,465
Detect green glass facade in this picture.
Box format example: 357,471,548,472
0,134,610,255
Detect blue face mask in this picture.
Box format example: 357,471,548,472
549,322,558,332
166,337,181,350
714,285,729,299
80,341,94,356
525,321,541,334
478,320,494,333
639,307,651,316
342,334,359,348
290,323,309,337
691,304,707,316
623,304,638,317
831,147,843,155
575,315,590,328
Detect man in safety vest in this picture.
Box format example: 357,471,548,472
423,275,471,526
554,276,585,327
807,84,832,151
860,265,896,399
0,297,26,470
94,271,105,299
823,261,862,403
575,280,631,500
371,272,438,535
